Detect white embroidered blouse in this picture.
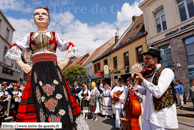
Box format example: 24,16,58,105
5,32,79,62
0,90,11,101
102,89,111,97
12,91,22,102
78,90,91,101
90,88,100,98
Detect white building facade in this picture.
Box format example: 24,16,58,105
0,9,23,84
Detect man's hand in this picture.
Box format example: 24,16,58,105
120,99,125,104
128,86,139,92
131,73,144,82
113,94,117,98
3,100,6,102
84,96,88,100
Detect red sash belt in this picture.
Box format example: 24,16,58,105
32,53,57,64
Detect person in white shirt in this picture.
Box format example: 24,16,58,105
7,83,14,90
0,84,11,123
110,78,127,128
129,48,178,130
101,84,113,118
78,84,91,119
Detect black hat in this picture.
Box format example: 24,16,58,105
118,78,124,82
143,48,163,60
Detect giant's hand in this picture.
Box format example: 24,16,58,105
58,58,71,71
21,64,32,74
15,60,32,74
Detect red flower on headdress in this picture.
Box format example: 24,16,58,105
44,7,50,13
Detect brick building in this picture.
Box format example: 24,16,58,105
139,0,194,95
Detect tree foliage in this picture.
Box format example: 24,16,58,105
62,65,87,87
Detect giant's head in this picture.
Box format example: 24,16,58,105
34,7,50,28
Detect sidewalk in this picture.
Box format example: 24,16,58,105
176,102,194,127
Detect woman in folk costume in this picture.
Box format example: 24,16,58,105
5,7,89,130
78,84,90,119
10,86,22,121
89,82,100,121
101,84,113,118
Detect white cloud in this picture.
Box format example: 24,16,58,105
116,1,143,27
7,0,143,62
0,0,32,13
7,17,33,41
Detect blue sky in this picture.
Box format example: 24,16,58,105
0,0,143,61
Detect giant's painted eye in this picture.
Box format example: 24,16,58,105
34,13,39,16
42,13,47,16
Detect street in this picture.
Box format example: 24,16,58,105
0,102,194,130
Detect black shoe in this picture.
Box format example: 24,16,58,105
180,106,183,110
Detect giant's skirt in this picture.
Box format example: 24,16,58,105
16,60,89,130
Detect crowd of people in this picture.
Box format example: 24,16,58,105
71,78,139,129
1,48,194,130
0,82,23,123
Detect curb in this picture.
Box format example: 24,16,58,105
178,121,194,127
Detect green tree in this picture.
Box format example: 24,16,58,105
62,65,87,87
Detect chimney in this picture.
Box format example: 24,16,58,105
115,32,119,44
132,16,138,22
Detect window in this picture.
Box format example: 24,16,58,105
177,0,194,22
15,64,17,70
90,66,92,75
104,59,108,65
136,46,143,63
97,63,100,71
11,60,14,68
87,68,89,76
185,36,194,65
3,46,8,63
124,52,129,67
94,64,97,73
0,19,1,32
126,30,131,36
155,8,167,33
159,44,173,67
134,23,142,31
113,57,117,70
114,76,118,79
2,67,13,76
5,28,9,42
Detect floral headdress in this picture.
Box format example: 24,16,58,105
44,6,50,13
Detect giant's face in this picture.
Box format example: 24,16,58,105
34,8,49,27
